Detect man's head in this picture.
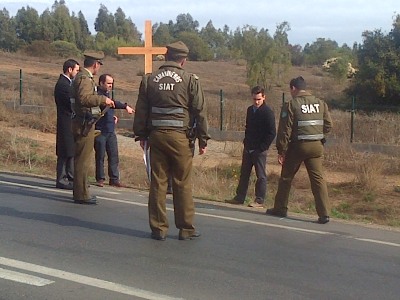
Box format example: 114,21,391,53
251,85,265,108
98,74,113,92
63,59,80,79
165,41,189,65
289,76,307,96
83,50,105,75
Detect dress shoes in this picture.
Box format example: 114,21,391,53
109,181,124,188
179,231,201,241
74,196,97,205
151,233,166,241
318,216,330,224
56,182,73,190
265,208,288,218
225,198,244,205
248,201,264,208
96,180,104,187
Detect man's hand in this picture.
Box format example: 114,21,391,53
140,140,149,150
199,147,207,155
113,115,118,124
126,105,134,114
105,97,115,108
278,154,285,165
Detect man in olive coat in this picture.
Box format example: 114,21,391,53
71,51,114,204
54,59,80,190
133,41,210,241
266,76,333,224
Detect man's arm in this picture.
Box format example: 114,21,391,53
133,75,150,140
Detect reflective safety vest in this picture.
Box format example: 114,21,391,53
292,95,325,141
146,64,192,130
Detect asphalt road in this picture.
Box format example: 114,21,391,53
0,172,399,300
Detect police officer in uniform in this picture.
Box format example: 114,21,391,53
133,41,210,241
266,76,333,224
71,51,115,204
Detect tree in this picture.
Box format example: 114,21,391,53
0,8,20,51
303,38,339,65
271,21,292,85
177,31,213,61
40,9,56,41
200,20,227,59
15,6,41,43
114,7,141,43
348,20,400,106
51,0,76,43
171,13,199,36
94,4,117,39
153,22,174,46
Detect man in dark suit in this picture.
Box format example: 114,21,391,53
54,59,80,190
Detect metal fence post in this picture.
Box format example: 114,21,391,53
220,89,224,131
350,96,355,143
19,69,23,105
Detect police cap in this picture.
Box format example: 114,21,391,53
166,41,189,58
83,50,105,65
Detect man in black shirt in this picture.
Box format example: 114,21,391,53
226,86,276,208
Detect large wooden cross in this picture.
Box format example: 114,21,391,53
118,20,167,74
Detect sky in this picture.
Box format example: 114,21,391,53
2,0,400,47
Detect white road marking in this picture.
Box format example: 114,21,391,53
1,179,400,248
0,257,182,300
0,267,54,286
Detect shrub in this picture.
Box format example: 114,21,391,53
51,40,80,58
23,40,56,57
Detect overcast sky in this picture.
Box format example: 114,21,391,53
2,0,399,46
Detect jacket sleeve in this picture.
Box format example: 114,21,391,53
276,101,293,155
323,101,333,135
189,74,210,148
74,74,106,108
260,106,276,152
133,75,150,140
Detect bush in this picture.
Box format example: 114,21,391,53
51,40,80,58
23,40,56,57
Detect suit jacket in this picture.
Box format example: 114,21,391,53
54,74,75,157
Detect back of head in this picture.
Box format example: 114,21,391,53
83,50,105,68
165,41,189,62
289,76,307,90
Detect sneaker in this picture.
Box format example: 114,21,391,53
265,208,287,218
96,180,104,187
248,201,264,208
225,198,244,205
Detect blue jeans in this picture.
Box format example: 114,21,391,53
94,132,120,183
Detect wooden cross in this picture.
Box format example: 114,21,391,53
118,20,167,74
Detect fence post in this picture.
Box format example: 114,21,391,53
219,89,224,131
350,96,355,143
282,92,285,105
19,69,23,105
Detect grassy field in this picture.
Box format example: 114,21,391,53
0,51,399,228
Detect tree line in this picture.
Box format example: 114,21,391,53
0,0,399,106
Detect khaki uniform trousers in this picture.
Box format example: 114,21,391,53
148,129,195,237
72,120,94,200
274,140,329,217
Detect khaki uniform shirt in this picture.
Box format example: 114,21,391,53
276,91,333,155
72,68,106,117
134,61,210,148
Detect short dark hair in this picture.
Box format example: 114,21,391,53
62,59,79,73
84,57,97,68
251,85,265,96
290,76,307,90
98,73,112,85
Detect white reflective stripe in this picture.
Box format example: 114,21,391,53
298,120,324,126
152,107,184,114
152,120,184,127
297,134,324,140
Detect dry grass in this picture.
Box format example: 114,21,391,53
1,52,400,228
